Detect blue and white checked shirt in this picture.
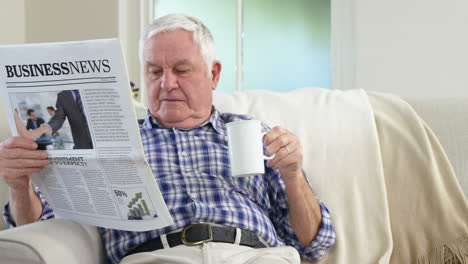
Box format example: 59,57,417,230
3,108,335,263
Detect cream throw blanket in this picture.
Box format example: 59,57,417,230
368,92,468,263
213,88,468,263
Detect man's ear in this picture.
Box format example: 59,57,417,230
210,60,222,91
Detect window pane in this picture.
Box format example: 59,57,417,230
243,0,331,91
154,0,237,93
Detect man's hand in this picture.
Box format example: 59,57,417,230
263,126,304,182
40,123,53,137
0,137,49,191
263,126,322,246
0,137,49,226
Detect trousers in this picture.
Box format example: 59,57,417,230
120,242,301,264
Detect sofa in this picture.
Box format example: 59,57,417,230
0,88,466,264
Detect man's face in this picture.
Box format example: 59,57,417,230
47,109,55,117
143,29,221,128
29,112,37,120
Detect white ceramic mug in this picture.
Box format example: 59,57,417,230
226,120,274,177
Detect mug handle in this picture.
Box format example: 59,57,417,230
262,132,276,160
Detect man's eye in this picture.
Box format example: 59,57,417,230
148,70,162,78
174,68,189,74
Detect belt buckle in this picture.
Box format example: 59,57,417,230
181,223,213,246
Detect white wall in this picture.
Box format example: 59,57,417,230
25,0,118,43
1,0,118,44
352,0,468,98
0,0,25,45
0,0,26,140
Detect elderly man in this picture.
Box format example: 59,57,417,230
0,14,335,263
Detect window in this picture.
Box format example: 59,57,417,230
154,0,331,93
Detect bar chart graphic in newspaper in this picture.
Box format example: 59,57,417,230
114,189,158,220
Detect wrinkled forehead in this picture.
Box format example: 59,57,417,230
143,30,203,66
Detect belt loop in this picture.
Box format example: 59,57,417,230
234,228,242,245
160,234,170,249
258,236,269,248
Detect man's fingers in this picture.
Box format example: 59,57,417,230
1,158,50,169
268,148,301,169
263,126,286,145
40,124,53,136
266,134,293,156
0,148,48,160
267,145,293,167
1,137,38,150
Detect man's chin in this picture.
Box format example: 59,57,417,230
154,110,190,125
161,116,186,124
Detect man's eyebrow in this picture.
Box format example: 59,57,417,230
145,60,192,68
145,63,161,68
174,60,192,67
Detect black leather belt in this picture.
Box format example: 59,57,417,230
125,223,268,257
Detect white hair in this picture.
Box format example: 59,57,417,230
139,14,216,73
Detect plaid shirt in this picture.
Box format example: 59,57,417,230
3,109,335,263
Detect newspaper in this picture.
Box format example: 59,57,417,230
0,39,173,231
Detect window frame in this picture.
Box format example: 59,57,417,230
119,0,354,104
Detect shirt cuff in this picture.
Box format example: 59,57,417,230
298,200,336,262
2,186,55,228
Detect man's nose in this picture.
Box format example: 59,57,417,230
161,71,178,91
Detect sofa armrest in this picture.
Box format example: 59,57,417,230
0,219,104,264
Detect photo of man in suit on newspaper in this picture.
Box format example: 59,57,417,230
10,89,93,150
46,90,93,149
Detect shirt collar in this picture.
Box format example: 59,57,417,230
142,107,225,134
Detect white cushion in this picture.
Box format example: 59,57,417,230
0,240,42,264
0,219,104,264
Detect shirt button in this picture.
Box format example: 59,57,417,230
181,151,188,157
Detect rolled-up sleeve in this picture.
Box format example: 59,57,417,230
3,186,55,228
266,167,336,262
